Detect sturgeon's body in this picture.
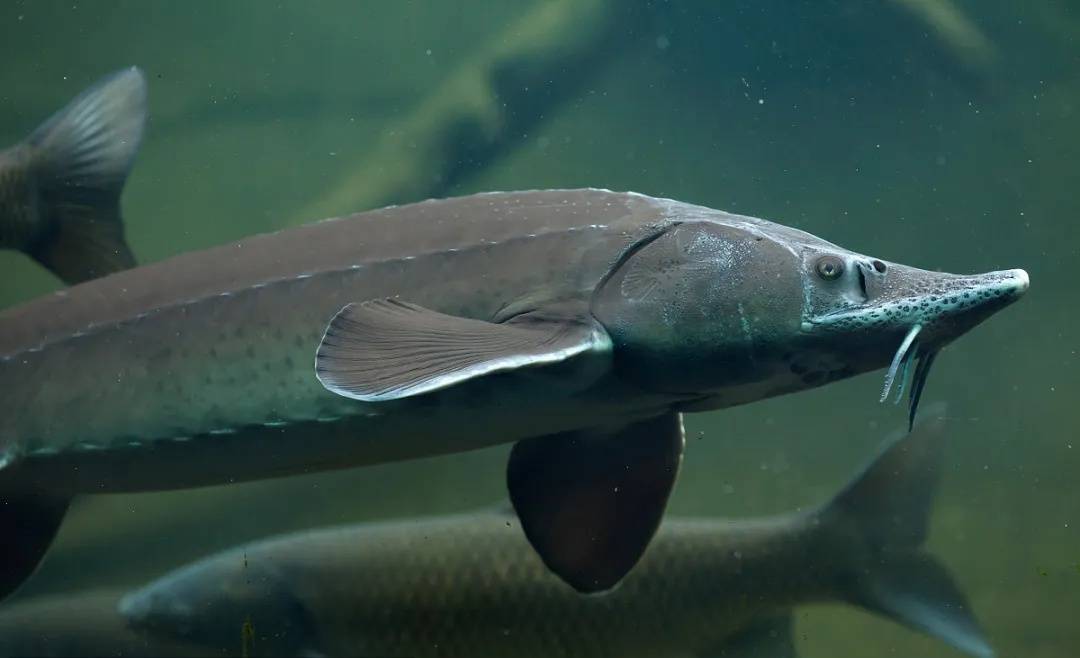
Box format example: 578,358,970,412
0,187,1029,599
2,190,693,491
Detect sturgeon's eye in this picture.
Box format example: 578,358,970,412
815,256,845,281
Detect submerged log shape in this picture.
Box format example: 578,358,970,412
294,0,623,220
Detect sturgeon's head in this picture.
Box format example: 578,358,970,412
591,208,1028,424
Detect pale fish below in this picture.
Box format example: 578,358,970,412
0,590,211,658
119,409,992,658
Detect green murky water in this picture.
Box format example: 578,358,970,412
0,1,1077,656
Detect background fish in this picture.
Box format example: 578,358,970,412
0,67,145,284
0,589,212,658
121,409,993,658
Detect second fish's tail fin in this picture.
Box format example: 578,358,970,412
816,404,995,658
15,66,147,284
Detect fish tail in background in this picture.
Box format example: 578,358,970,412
0,484,70,601
7,67,147,284
816,405,995,658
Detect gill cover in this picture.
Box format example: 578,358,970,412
591,222,803,393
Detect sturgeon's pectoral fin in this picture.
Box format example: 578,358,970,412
0,490,70,600
315,299,611,402
701,615,796,658
506,412,685,593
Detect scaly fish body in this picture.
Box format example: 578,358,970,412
121,415,994,658
194,514,817,658
0,590,209,658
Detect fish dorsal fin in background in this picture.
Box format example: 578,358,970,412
20,67,147,283
507,412,685,593
315,299,611,401
819,403,995,658
825,401,950,550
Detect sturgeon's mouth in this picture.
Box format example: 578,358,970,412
809,267,1028,428
879,267,1028,427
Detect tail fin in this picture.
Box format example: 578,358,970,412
818,404,995,658
20,67,147,284
0,489,70,601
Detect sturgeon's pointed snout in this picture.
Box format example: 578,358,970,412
940,266,1028,318
881,265,1029,348
963,267,1029,296
997,268,1030,297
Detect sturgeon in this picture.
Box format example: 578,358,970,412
0,73,1027,599
119,411,993,658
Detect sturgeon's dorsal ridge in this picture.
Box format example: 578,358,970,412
314,298,612,402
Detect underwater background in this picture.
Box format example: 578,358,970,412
0,1,1076,656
